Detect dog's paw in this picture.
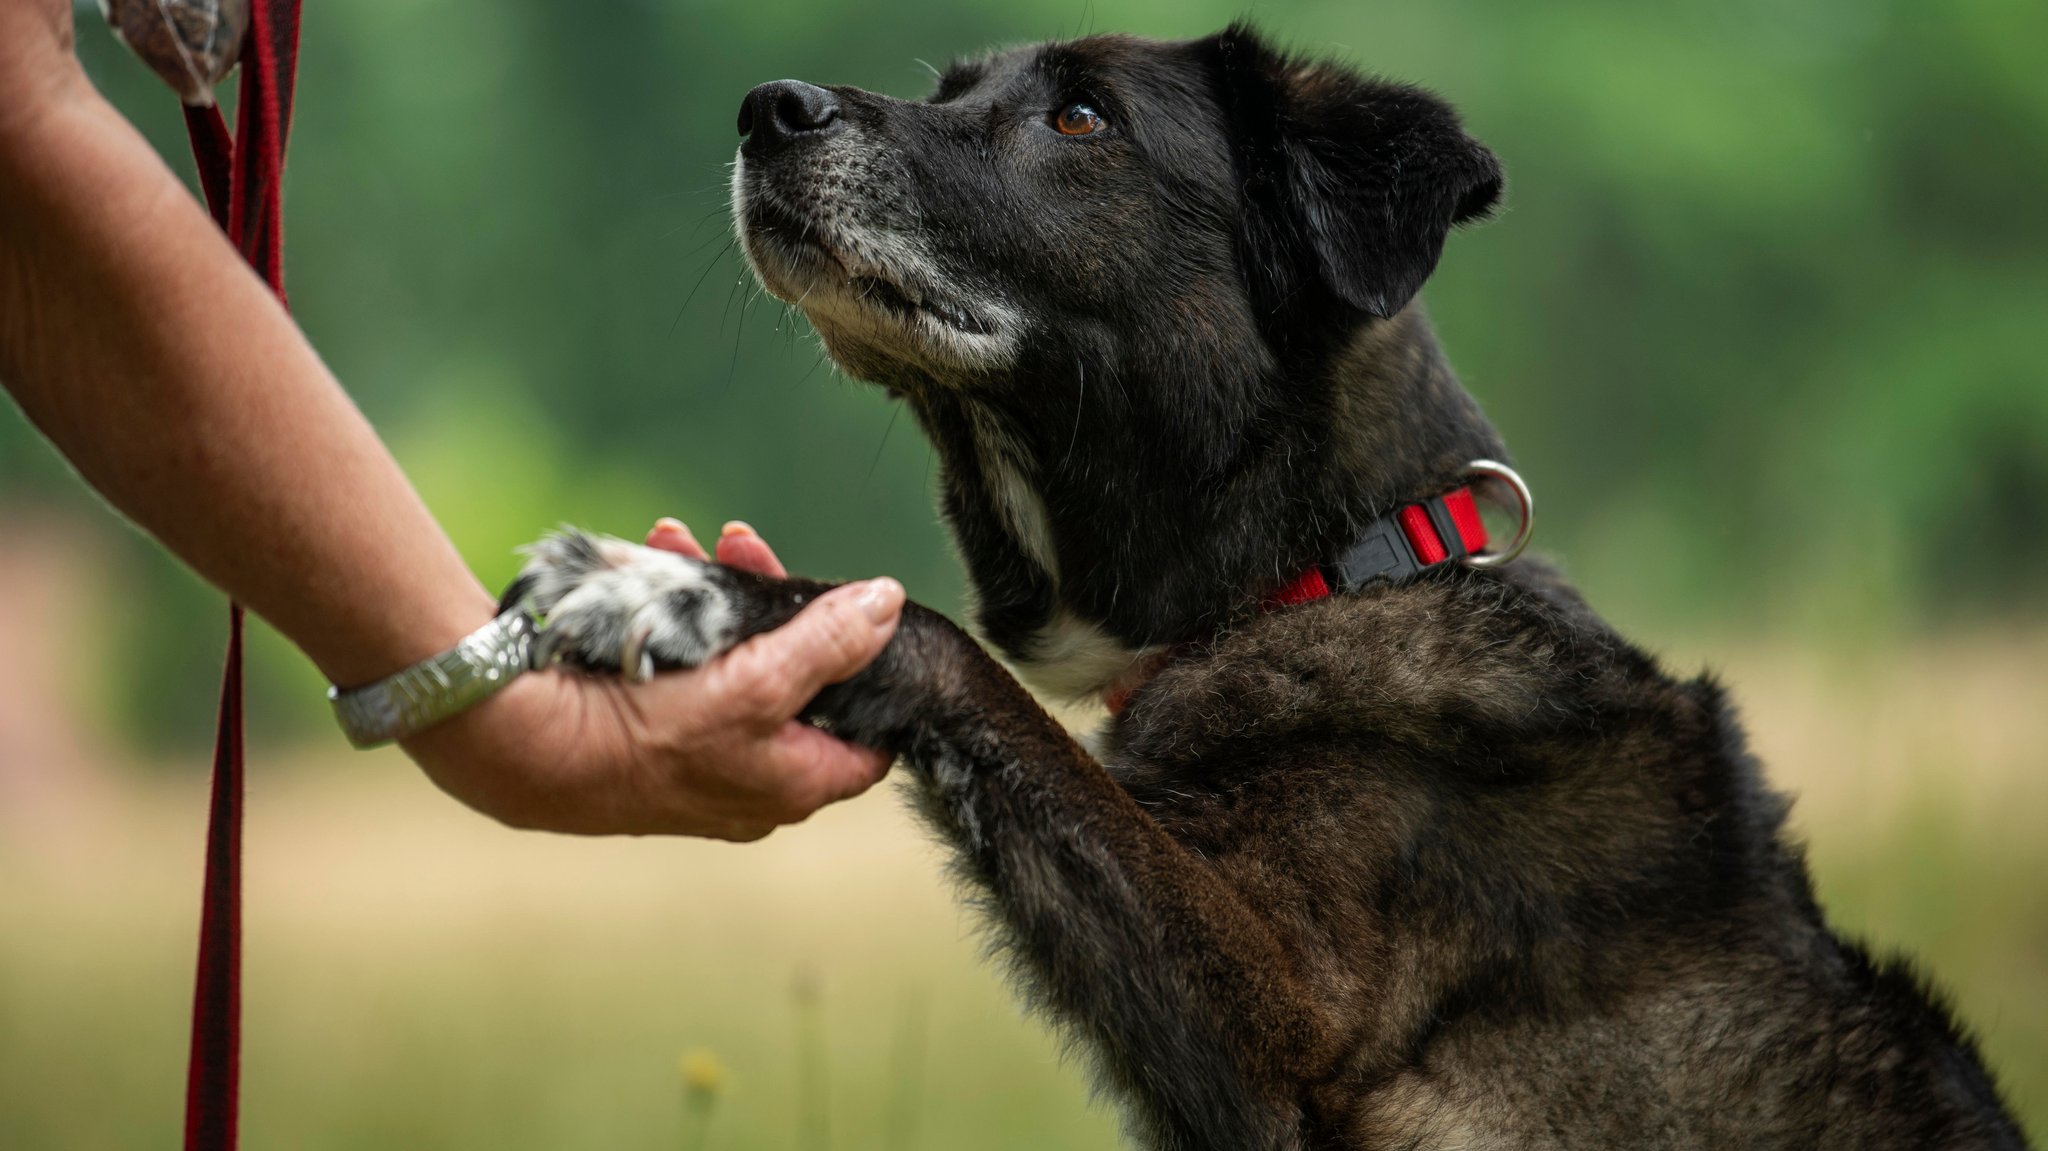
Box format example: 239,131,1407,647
502,530,740,680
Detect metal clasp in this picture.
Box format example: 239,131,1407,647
1459,459,1534,568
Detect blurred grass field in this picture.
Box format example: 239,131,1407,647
3,2,2043,1145
1,528,2043,1148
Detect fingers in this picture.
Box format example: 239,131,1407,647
767,721,894,808
621,680,893,835
718,577,905,720
645,517,709,561
642,517,786,577
607,526,904,836
405,650,895,839
715,520,786,577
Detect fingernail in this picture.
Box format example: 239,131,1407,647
852,577,904,623
721,520,755,538
651,518,700,551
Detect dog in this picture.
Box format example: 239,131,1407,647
505,26,2030,1149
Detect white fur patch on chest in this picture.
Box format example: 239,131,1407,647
968,408,1060,582
961,410,1156,706
1016,607,1158,703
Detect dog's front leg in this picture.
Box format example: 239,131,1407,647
808,607,1328,1151
507,532,1325,1150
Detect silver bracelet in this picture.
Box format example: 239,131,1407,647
327,607,540,749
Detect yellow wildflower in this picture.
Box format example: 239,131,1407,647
679,1049,729,1100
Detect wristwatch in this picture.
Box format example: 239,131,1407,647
327,607,541,749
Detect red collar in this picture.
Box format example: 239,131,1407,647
1103,483,1493,716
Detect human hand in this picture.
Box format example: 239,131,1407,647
399,520,906,839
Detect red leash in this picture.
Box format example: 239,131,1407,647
176,4,303,1147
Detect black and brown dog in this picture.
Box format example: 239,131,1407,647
507,26,2030,1150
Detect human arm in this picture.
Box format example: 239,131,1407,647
0,0,902,838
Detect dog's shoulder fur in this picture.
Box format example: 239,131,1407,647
509,23,2032,1149
1109,561,2018,1145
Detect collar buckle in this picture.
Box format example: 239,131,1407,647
1332,515,1428,591
1331,459,1532,591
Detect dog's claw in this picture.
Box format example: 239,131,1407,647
621,623,656,684
529,626,564,670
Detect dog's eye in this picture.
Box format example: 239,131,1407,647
1052,102,1107,137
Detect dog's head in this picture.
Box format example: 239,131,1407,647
733,25,1506,687
734,24,1498,390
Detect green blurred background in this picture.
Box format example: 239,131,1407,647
1,0,2043,1147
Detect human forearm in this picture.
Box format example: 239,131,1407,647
0,7,909,838
0,84,492,686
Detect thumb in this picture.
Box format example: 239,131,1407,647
720,578,905,719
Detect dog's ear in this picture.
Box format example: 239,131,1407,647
1207,24,1502,319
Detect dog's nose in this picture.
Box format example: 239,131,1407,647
738,80,841,155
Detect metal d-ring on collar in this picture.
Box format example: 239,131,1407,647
1460,458,1534,568
1326,459,1534,591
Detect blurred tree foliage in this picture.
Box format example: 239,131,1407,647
3,0,2044,752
